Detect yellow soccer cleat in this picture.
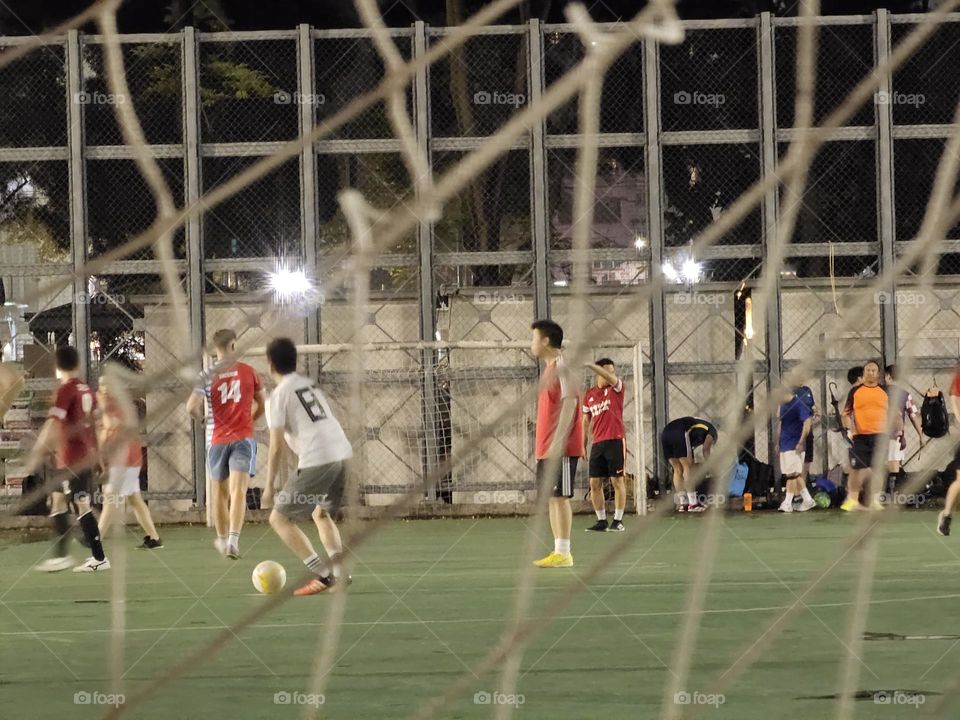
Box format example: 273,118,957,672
840,498,865,512
533,552,573,568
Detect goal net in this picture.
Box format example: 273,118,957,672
247,340,648,514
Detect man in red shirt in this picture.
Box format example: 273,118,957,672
530,319,582,568
187,329,265,559
938,369,960,536
26,346,109,572
582,358,627,532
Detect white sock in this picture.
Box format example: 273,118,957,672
614,508,624,521
217,534,227,544
304,552,327,577
687,491,698,505
555,539,570,555
800,487,813,502
784,492,794,505
228,531,240,546
596,509,606,521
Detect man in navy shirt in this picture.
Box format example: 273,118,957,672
777,388,817,512
793,385,818,485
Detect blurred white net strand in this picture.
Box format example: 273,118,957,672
3,0,960,718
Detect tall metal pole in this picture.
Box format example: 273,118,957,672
759,12,782,469
182,27,207,511
298,23,321,373
643,33,668,490
66,30,89,376
415,21,439,500
875,9,898,366
529,19,550,320
634,342,646,515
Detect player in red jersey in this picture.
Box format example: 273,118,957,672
187,329,265,559
530,319,582,569
26,346,109,572
582,358,628,532
96,375,162,549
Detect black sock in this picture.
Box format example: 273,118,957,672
52,512,71,558
78,511,105,561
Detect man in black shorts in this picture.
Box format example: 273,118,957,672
582,359,628,532
661,416,717,512
530,320,582,568
26,347,109,572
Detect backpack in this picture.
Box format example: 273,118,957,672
921,390,950,438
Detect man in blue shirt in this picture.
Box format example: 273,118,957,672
777,388,817,512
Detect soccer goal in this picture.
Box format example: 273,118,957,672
246,340,649,515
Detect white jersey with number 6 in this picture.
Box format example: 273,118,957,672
266,372,353,469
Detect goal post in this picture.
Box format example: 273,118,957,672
243,339,648,515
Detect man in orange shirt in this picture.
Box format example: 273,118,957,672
841,360,900,512
530,319,582,568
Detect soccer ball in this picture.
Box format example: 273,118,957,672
251,560,286,594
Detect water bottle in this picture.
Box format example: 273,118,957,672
743,492,752,512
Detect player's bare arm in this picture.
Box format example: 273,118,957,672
186,390,205,420
701,433,714,459
797,417,812,453
252,386,267,423
26,417,60,474
581,413,590,459
263,427,288,509
585,362,618,387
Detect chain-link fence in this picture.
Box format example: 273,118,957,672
4,14,960,509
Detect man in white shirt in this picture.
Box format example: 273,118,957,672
263,338,353,596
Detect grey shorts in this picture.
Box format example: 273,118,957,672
274,461,346,520
207,438,257,482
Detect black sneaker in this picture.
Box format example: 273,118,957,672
938,512,952,537
137,536,163,549
607,520,625,532
586,519,609,532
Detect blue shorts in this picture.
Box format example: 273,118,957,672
207,438,257,481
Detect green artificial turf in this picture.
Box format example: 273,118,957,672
1,511,958,719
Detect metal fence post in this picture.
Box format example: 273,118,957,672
415,21,439,500
66,30,89,376
643,33,668,490
183,26,207,509
875,9,897,366
759,12,782,470
529,19,549,321
298,23,321,368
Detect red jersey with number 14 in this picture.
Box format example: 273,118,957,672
203,362,262,445
49,378,97,469
582,378,626,443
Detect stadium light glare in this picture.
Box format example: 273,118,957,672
268,267,313,298
681,257,702,283
634,235,647,249
661,262,679,282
